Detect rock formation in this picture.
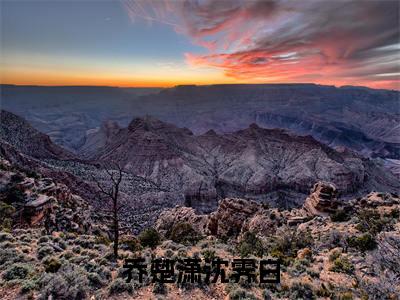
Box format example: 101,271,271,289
303,182,340,217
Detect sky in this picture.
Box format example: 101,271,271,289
1,0,399,89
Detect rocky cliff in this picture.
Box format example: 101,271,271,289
85,116,399,212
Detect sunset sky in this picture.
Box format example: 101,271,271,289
1,0,399,89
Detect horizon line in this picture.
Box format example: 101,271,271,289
1,82,398,92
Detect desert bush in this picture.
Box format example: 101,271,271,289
0,241,15,249
387,207,399,219
228,287,258,300
329,255,354,274
347,233,377,252
37,245,55,260
201,248,216,261
20,279,38,294
38,235,51,244
10,173,24,183
94,235,111,246
269,228,313,265
88,272,106,288
3,263,33,281
23,169,40,179
109,278,134,295
237,231,264,257
291,258,310,276
164,249,174,258
167,222,201,245
0,248,26,267
4,186,25,203
161,240,183,251
60,250,74,260
120,236,141,252
0,232,14,243
38,264,89,300
289,282,315,299
75,235,95,248
0,202,15,231
331,209,351,222
329,249,342,262
42,256,62,273
356,209,391,235
19,234,32,243
72,245,82,254
80,249,98,259
337,292,354,300
139,228,161,249
152,282,167,294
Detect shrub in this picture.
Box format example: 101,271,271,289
42,257,62,273
120,236,141,252
167,222,201,245
38,236,50,244
139,228,161,249
88,272,105,288
229,288,258,300
75,235,95,248
356,209,391,235
289,282,315,299
329,250,341,262
152,282,167,294
201,249,216,261
164,249,174,258
291,258,310,276
4,186,25,203
23,169,40,179
0,241,15,249
20,279,38,294
0,248,26,267
331,209,351,222
71,245,82,254
94,235,111,246
269,228,313,265
347,233,377,252
109,278,133,295
329,256,354,274
39,264,88,300
338,292,354,300
10,173,24,183
0,202,15,231
37,245,54,260
237,231,264,257
0,232,14,242
3,263,33,281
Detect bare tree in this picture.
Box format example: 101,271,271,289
91,162,123,260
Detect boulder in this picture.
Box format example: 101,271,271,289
154,205,208,237
207,198,260,238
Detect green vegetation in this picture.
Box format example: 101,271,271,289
330,209,351,222
3,263,33,281
329,255,354,274
138,228,161,249
356,209,391,235
109,278,134,295
0,201,15,231
347,233,377,252
42,257,62,273
167,222,201,245
237,231,264,257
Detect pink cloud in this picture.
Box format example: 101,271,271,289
123,0,400,89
